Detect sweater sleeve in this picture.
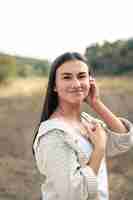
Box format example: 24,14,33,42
105,118,133,157
35,129,98,200
81,112,133,158
89,117,133,157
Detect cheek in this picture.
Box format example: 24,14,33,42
82,81,90,97
56,79,70,91
55,79,63,92
55,82,67,95
83,79,90,90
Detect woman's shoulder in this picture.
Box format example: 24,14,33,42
39,118,70,133
33,118,71,153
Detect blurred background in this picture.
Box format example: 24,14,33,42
0,0,133,199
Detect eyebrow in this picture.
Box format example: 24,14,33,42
61,72,88,76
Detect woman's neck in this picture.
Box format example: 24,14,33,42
54,102,82,122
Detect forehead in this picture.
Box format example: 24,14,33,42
57,60,89,74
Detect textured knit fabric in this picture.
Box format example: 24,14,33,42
33,112,133,200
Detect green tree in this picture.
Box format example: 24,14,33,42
85,39,133,75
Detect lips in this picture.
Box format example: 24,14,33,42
69,90,83,93
71,91,83,95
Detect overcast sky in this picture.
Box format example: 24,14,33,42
0,0,133,61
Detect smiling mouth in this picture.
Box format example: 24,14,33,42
70,90,83,93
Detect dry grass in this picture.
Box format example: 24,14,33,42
0,77,48,97
97,76,133,93
0,76,133,200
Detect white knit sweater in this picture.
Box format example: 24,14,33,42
33,112,133,200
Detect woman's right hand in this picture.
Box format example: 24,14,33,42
84,122,107,152
84,123,107,174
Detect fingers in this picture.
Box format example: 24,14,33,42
83,120,94,134
83,121,107,149
89,77,97,93
92,123,101,131
85,122,102,136
89,76,96,84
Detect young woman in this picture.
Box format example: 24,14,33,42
32,52,133,200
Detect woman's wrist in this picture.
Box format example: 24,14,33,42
94,145,106,154
87,147,105,175
86,97,102,109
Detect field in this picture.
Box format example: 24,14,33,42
0,76,133,200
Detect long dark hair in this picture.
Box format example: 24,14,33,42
32,52,90,155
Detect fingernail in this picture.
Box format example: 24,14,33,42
92,127,96,131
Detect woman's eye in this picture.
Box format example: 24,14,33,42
63,76,71,79
79,75,86,79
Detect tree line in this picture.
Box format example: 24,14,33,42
85,38,133,75
0,53,50,82
0,38,133,83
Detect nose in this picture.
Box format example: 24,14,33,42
71,78,81,88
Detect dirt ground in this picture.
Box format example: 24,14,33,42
0,78,133,200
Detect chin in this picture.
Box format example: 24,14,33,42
69,98,84,105
60,94,85,105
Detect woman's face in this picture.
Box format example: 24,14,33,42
54,60,91,105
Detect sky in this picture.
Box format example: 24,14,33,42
0,0,133,61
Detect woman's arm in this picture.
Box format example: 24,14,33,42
87,146,104,174
92,99,128,133
81,112,133,158
82,122,107,174
86,77,128,133
84,76,133,157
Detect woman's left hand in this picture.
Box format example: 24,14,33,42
85,77,100,107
